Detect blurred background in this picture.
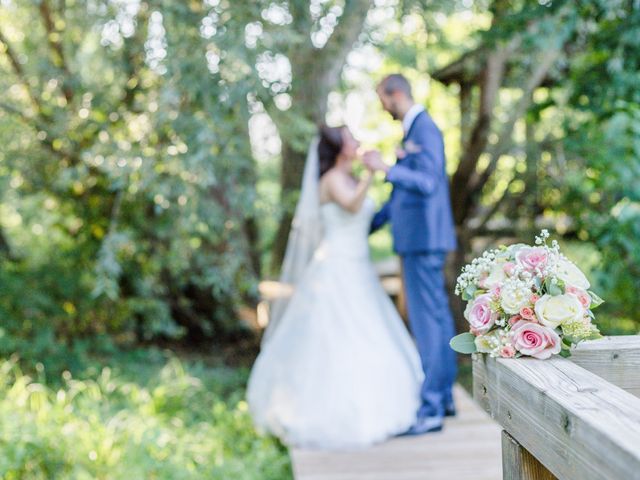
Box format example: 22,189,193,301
0,0,638,478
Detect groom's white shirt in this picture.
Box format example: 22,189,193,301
402,104,425,136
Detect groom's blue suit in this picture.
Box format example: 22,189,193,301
371,108,458,420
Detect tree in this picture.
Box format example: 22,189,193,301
424,1,572,330
556,1,640,328
247,0,373,272
425,0,640,331
0,0,264,346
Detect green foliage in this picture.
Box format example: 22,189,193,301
555,1,640,329
0,0,637,367
560,104,640,329
449,333,478,354
0,1,265,346
0,352,291,479
393,0,640,333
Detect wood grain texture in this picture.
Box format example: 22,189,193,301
291,385,502,480
570,336,640,398
473,352,640,480
502,430,557,480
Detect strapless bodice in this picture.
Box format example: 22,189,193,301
315,197,375,260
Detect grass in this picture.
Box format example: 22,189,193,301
456,357,474,394
0,348,292,480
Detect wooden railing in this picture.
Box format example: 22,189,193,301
472,335,640,480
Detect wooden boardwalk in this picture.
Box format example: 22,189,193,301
291,385,502,480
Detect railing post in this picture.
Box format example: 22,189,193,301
501,431,557,480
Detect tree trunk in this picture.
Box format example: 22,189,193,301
0,226,12,259
271,141,308,273
445,16,564,330
269,0,372,274
459,82,473,153
446,228,472,334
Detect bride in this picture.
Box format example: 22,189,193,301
247,125,423,450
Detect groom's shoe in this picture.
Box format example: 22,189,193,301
444,403,457,417
400,416,443,436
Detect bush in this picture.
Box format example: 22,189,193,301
0,352,291,480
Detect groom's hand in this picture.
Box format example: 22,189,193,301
363,150,390,174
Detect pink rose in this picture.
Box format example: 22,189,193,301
565,286,591,309
519,306,536,321
508,315,523,326
530,294,540,303
465,294,497,334
503,262,517,276
510,320,561,359
499,345,516,358
516,247,548,272
490,284,502,297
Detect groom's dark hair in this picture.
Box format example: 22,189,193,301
380,74,413,99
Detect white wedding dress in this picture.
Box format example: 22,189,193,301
247,197,423,450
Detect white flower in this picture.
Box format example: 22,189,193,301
475,332,499,354
534,294,585,328
500,286,530,315
475,330,511,357
483,262,507,289
506,243,528,256
561,317,595,340
556,259,590,290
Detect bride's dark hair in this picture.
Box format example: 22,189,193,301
317,125,345,178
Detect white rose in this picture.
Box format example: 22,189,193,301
556,259,590,290
500,288,530,315
505,243,528,257
484,262,507,289
464,301,472,320
534,294,585,328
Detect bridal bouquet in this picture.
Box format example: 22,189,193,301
450,230,603,359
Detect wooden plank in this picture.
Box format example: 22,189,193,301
473,353,640,480
501,430,557,480
570,335,640,397
291,385,502,479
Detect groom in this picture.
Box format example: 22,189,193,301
364,74,458,434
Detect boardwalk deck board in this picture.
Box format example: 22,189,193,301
291,385,502,480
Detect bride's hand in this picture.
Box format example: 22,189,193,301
363,159,376,173
363,150,389,174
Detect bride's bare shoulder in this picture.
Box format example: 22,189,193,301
321,168,349,187
319,169,348,203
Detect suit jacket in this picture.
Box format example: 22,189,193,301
370,110,457,254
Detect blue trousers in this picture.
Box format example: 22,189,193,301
401,252,458,418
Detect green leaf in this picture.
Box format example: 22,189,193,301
587,331,604,340
449,332,478,354
588,291,604,309
462,284,477,302
559,349,572,358
533,277,542,290
547,282,563,296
